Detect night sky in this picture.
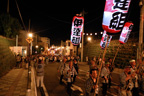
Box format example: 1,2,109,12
0,0,140,45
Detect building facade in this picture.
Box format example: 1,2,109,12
61,40,77,56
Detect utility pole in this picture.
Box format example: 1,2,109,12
29,19,31,32
28,19,33,55
138,0,144,60
7,0,9,13
81,9,87,62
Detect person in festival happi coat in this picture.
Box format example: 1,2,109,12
119,66,134,96
59,55,63,63
139,60,144,91
57,57,67,84
93,56,97,63
85,69,99,96
101,62,111,96
36,57,45,87
129,60,139,96
66,60,77,96
108,58,115,88
89,60,98,72
73,59,79,83
86,56,89,63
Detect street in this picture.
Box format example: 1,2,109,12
43,62,88,96
42,61,144,96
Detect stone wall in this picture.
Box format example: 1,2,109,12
0,35,16,76
83,38,138,68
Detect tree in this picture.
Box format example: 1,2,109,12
0,13,22,38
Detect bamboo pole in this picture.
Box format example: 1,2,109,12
96,49,103,65
94,35,109,96
112,44,121,66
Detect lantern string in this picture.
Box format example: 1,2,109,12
85,15,103,25
47,16,71,24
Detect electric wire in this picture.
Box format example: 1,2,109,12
15,0,27,32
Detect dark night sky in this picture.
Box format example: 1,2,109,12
0,0,140,45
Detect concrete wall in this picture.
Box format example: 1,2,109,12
0,35,16,77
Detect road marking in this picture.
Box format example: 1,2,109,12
77,76,86,82
79,69,89,73
111,82,119,86
42,84,49,96
31,67,37,96
57,76,83,93
33,67,49,96
72,84,83,93
107,91,117,96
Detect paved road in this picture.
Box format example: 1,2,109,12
43,62,144,96
44,62,68,96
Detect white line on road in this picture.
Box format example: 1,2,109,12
42,84,49,96
77,76,86,82
107,91,118,96
79,69,89,73
57,76,83,93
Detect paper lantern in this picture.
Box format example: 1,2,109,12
71,16,84,45
102,0,131,34
119,22,134,44
100,31,112,49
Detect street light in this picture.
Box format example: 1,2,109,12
87,37,92,41
28,33,33,38
36,45,39,48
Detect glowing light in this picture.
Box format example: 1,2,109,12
28,33,33,38
24,50,27,54
87,37,92,41
36,45,38,48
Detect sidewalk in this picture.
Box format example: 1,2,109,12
0,68,28,96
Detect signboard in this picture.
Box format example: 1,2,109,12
26,37,33,43
102,0,131,34
71,16,84,45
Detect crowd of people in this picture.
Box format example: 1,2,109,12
85,56,144,96
15,54,144,96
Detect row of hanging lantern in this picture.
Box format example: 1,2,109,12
83,32,103,36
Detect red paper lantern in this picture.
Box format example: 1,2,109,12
119,22,134,44
100,31,112,49
71,16,84,45
102,0,131,34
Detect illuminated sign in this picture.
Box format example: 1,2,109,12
71,16,84,45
